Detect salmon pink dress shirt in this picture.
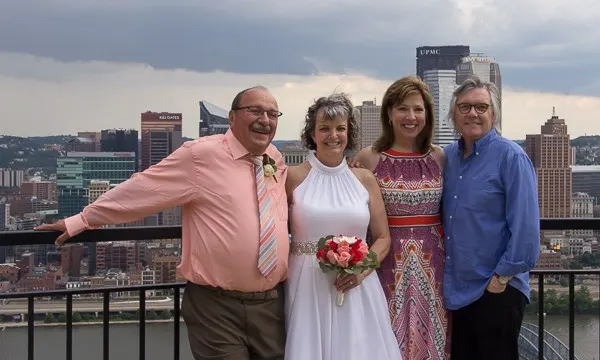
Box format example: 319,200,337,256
64,130,289,292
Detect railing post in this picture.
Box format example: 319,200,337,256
568,273,575,360
103,291,110,360
66,294,73,360
537,273,544,360
139,290,146,360
174,287,180,360
27,295,34,360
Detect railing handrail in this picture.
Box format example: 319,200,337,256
1,217,599,246
529,269,600,275
0,225,181,246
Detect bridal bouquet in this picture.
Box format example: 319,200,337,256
315,235,380,306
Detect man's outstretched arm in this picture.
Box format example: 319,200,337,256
36,143,200,245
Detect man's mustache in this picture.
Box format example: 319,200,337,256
250,123,272,132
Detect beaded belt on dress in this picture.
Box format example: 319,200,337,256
290,241,319,255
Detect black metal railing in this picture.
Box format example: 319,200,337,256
531,269,600,360
0,283,185,360
1,218,600,360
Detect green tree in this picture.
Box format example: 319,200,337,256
72,312,82,323
575,286,597,314
159,310,171,320
147,311,158,320
569,261,583,269
44,313,54,323
120,312,137,321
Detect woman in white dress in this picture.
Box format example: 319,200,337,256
284,93,402,360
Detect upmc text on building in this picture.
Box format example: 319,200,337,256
419,48,441,56
417,46,470,57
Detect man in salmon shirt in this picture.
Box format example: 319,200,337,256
36,86,290,360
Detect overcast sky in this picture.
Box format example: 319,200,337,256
1,0,600,141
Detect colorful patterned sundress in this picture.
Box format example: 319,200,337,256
374,149,450,360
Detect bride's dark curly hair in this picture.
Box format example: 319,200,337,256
300,93,360,151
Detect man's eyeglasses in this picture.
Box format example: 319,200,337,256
456,103,490,114
234,106,282,120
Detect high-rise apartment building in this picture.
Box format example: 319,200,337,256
57,152,136,219
423,70,459,148
0,169,24,188
416,45,470,81
0,202,8,263
20,181,57,201
101,129,139,171
525,109,572,218
356,101,381,150
140,111,183,171
456,55,502,132
0,203,8,232
199,101,230,137
571,165,600,202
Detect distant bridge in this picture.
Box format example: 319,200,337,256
519,322,579,360
0,298,178,316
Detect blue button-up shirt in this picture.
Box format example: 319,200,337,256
442,129,540,311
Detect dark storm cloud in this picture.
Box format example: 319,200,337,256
1,1,599,96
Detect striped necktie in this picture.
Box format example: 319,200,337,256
250,155,277,278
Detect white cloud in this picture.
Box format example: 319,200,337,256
0,52,599,142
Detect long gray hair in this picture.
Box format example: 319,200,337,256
447,76,501,132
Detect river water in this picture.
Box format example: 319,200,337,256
0,316,597,359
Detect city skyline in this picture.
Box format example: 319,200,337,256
1,1,600,141
1,53,599,142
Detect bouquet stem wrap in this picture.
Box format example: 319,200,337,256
336,290,345,307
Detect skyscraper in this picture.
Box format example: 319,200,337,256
416,45,470,80
100,129,139,171
356,100,381,150
423,70,459,148
525,109,572,219
140,112,183,171
456,55,502,131
57,152,137,219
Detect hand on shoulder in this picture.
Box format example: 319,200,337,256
349,146,380,172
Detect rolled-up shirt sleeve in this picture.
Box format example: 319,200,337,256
65,143,200,237
494,153,541,277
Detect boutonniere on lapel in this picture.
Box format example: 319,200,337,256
262,154,278,183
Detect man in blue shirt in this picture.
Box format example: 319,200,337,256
442,76,540,360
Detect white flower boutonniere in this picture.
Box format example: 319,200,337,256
262,154,278,183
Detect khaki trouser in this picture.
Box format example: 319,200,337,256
181,281,286,360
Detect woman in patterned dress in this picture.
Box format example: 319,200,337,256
353,76,450,359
